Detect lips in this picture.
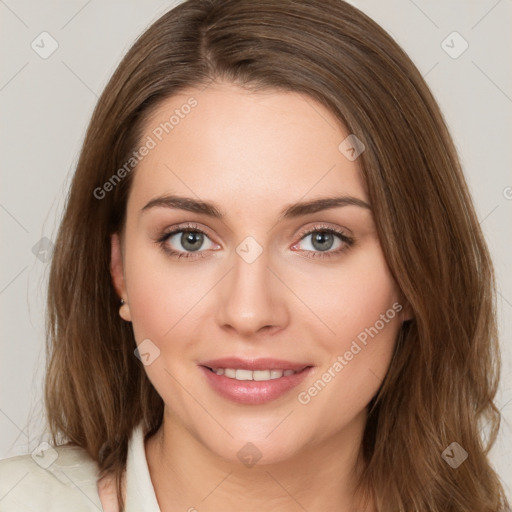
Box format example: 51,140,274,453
199,357,313,405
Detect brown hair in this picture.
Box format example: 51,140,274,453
44,0,510,510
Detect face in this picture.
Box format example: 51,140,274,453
111,81,406,465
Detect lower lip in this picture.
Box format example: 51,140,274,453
200,366,313,405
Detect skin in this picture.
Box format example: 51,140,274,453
107,81,411,512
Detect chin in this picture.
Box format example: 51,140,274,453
191,416,317,468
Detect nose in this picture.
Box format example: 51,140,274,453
214,246,290,339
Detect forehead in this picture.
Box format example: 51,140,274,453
128,82,367,216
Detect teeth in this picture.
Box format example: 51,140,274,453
235,369,253,381
211,368,298,381
270,370,283,379
253,370,271,381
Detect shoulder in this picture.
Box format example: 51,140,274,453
0,443,103,511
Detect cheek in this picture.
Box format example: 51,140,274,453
293,241,401,412
122,241,202,411
125,234,401,355
300,239,402,349
123,238,208,342
124,251,168,342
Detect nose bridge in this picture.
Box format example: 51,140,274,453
215,235,287,335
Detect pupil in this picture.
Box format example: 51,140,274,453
181,231,203,251
312,231,333,251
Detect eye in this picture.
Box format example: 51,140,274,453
156,222,354,261
157,222,218,259
291,224,354,259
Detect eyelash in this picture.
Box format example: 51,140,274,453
156,222,355,261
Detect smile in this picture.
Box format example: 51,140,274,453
199,358,313,405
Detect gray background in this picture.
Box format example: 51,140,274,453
1,0,511,500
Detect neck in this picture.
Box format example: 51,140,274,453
145,409,374,512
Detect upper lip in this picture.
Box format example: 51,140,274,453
200,357,312,372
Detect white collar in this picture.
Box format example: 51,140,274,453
125,422,161,512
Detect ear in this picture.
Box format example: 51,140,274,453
110,233,131,322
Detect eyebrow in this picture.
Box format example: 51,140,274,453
140,194,371,220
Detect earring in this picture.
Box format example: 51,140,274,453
119,298,131,322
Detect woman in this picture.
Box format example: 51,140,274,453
0,0,509,511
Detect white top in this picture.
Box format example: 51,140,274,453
0,422,160,511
